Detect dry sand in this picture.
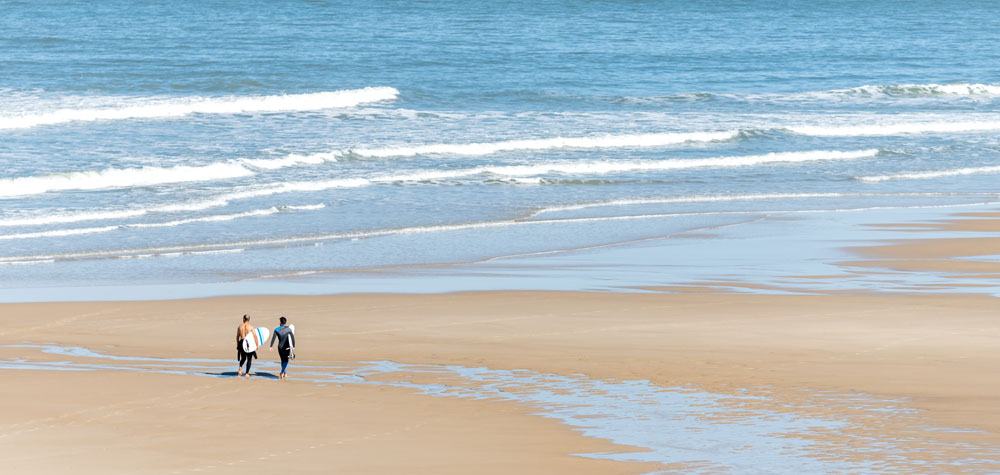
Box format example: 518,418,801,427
1,210,999,473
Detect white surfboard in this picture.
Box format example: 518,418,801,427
242,326,268,353
254,326,269,351
288,324,295,359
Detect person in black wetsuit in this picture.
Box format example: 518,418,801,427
269,316,296,381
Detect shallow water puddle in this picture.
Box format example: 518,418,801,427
2,344,998,473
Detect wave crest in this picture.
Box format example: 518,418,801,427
348,131,741,158
0,87,399,129
858,166,1000,183
836,83,1000,98
0,162,253,198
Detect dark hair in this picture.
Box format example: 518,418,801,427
243,314,249,322
279,316,287,325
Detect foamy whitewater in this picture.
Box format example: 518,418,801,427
2,0,999,296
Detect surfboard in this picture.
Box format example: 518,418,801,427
242,326,268,353
288,324,296,359
254,326,269,351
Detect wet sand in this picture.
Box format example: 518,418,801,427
1,210,999,472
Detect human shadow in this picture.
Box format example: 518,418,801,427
206,371,280,379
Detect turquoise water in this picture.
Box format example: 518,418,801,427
2,0,1000,296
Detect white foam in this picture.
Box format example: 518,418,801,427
467,149,879,177
282,203,327,211
788,121,1000,136
858,166,1000,183
0,162,253,198
11,199,998,265
0,209,150,227
835,83,1000,97
258,149,878,192
0,87,399,129
349,131,740,158
239,152,340,170
129,208,283,229
215,131,741,172
0,149,872,228
526,192,961,218
0,225,120,241
0,204,324,240
0,259,55,266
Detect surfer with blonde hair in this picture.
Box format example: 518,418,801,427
236,314,260,379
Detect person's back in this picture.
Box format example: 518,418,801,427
236,314,259,379
269,316,296,380
271,326,294,349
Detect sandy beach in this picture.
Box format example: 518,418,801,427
2,209,999,473
6,1,1000,471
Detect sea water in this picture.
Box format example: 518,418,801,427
2,0,1000,298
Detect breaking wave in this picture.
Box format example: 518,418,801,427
347,131,740,158
858,166,1000,183
0,204,325,240
0,87,399,129
0,144,871,199
787,120,1000,137
612,83,1000,105
0,162,254,198
833,83,1000,98
525,192,965,218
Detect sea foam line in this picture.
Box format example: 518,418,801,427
0,130,740,199
525,192,974,218
858,166,1000,183
787,120,1000,137
6,200,999,266
0,162,253,198
347,131,741,158
188,148,883,206
0,204,325,240
617,83,1000,104
217,130,742,169
0,149,878,228
0,147,876,200
832,83,1000,98
0,87,399,130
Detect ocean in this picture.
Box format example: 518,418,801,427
2,0,999,299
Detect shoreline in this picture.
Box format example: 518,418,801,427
1,206,998,471
2,202,1000,303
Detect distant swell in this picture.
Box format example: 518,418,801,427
858,166,1000,183
0,149,879,229
787,121,1000,136
0,162,253,198
526,192,959,218
615,83,1000,105
834,83,1000,98
0,87,399,129
4,200,995,265
0,204,325,240
0,130,739,198
348,131,741,158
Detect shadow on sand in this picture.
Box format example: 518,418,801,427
207,371,280,379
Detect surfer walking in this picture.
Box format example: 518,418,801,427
269,316,296,381
236,314,260,379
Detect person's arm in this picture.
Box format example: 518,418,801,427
269,329,277,351
289,332,296,349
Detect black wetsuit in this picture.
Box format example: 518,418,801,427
237,337,257,374
270,326,296,373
